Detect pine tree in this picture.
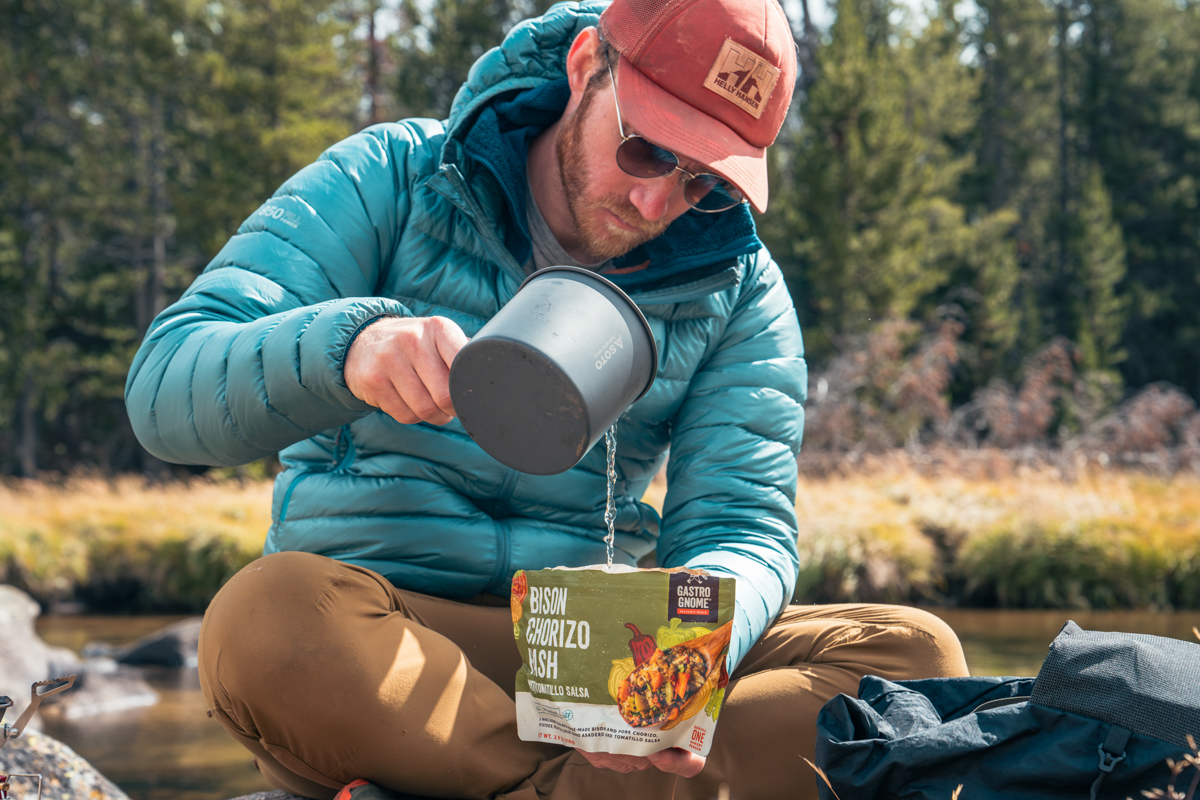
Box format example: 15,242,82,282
767,0,931,358
761,0,1018,377
0,0,132,475
1076,0,1200,394
0,0,361,474
391,0,554,120
176,0,358,255
898,5,1023,389
1069,164,1128,373
962,0,1062,372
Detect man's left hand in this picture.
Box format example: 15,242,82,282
578,747,706,778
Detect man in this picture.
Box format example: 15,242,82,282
125,0,969,797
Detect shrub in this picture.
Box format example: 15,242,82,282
0,475,270,611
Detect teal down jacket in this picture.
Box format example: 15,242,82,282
124,1,806,668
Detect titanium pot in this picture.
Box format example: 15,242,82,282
449,266,658,475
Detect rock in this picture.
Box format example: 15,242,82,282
46,646,82,679
0,726,129,800
0,585,164,725
81,641,117,659
115,617,203,667
40,662,158,721
226,786,443,800
0,585,55,717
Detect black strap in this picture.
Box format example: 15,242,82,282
1089,726,1131,800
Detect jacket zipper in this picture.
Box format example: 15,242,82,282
279,424,357,522
484,468,521,592
431,165,527,285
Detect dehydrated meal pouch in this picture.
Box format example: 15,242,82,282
512,565,736,756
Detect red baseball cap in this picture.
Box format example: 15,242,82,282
599,0,797,213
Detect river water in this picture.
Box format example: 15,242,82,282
35,615,272,800
34,609,1200,800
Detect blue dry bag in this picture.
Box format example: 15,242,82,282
815,621,1200,800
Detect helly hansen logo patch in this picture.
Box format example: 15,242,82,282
703,39,781,119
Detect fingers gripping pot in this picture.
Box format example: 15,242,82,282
448,267,658,475
512,565,736,756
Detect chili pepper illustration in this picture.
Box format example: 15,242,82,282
511,571,528,623
511,571,528,605
625,623,658,666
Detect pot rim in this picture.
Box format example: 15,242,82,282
516,266,660,403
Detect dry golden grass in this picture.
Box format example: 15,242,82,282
0,475,273,546
792,466,1200,606
4,464,1199,609
0,475,273,608
647,464,1200,607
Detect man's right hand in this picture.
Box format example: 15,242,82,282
344,316,469,425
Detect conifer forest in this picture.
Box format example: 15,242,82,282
3,0,1200,476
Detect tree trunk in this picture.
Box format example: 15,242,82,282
1055,0,1072,338
17,374,37,478
795,0,822,93
367,1,384,125
150,90,167,326
18,203,43,477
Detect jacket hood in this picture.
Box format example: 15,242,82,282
439,1,763,294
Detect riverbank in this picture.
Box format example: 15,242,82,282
656,464,1200,609
0,476,270,611
791,466,1200,608
5,465,1200,610
32,606,1200,800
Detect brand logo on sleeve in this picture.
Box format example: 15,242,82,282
255,203,301,229
702,38,781,119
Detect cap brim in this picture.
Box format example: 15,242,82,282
615,55,769,214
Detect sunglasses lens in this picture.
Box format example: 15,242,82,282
616,137,678,178
685,175,744,212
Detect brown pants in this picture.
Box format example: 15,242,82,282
199,552,968,800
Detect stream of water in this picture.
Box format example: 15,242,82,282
604,423,617,569
33,609,1200,800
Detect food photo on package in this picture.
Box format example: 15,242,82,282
510,565,736,756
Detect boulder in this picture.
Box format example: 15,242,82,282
113,617,203,667
40,660,157,721
0,585,162,724
0,726,129,800
227,786,443,800
45,646,82,680
0,585,54,720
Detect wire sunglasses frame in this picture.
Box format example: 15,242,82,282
607,63,746,213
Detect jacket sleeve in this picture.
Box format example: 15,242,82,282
125,122,434,466
658,251,807,670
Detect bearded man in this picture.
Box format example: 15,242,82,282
125,0,969,797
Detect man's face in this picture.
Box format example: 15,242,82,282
554,73,697,261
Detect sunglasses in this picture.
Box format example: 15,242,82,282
608,64,746,213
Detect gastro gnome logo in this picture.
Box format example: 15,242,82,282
702,38,781,119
